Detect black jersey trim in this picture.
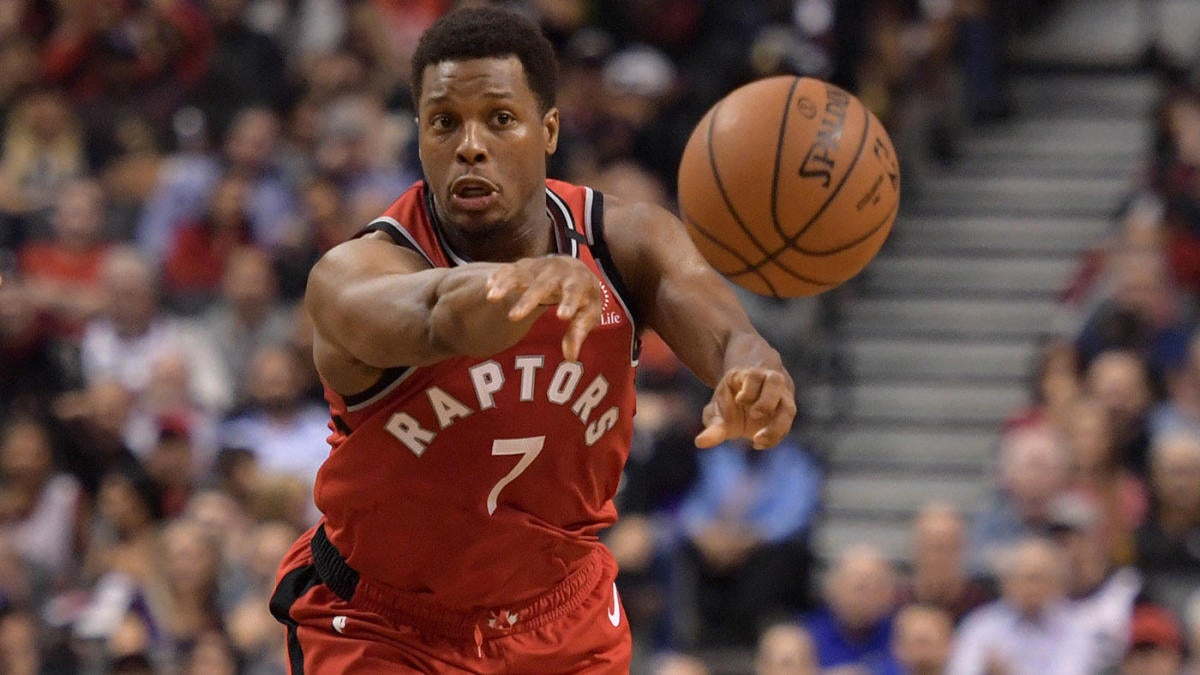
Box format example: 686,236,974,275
546,187,582,259
330,414,352,436
268,563,323,675
358,218,436,268
345,217,428,409
583,188,641,364
342,366,415,412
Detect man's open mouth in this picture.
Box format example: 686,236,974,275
451,176,500,198
449,176,501,213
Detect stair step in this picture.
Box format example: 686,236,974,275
863,255,1075,295
953,154,1134,181
974,118,1147,146
825,474,991,516
845,338,1034,381
1008,0,1144,69
828,427,999,469
1157,0,1200,66
1011,74,1158,117
893,215,1108,255
962,132,1147,164
813,56,1149,568
842,298,1058,337
833,382,1025,425
915,174,1130,216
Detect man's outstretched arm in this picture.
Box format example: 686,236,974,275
604,198,797,449
305,233,603,392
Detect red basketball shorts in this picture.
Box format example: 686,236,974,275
269,524,632,674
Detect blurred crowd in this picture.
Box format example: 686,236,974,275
0,0,1133,673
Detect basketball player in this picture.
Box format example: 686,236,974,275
269,7,796,673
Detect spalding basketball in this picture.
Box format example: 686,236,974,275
677,76,900,297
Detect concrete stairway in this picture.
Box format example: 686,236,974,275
812,70,1156,562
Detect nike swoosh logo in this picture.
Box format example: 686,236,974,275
607,582,620,627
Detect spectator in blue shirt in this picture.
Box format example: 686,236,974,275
673,437,822,648
804,544,901,673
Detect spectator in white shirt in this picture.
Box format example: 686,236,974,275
218,345,329,509
80,247,231,413
966,425,1071,578
1048,492,1143,672
197,247,293,408
948,537,1093,675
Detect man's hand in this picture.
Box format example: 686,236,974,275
695,367,795,450
485,255,603,362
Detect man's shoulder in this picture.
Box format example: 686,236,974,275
372,180,429,223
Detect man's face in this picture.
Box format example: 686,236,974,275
755,625,818,675
1002,542,1064,617
248,349,299,413
913,512,964,574
1087,354,1151,431
1152,438,1200,514
827,554,897,630
893,608,953,674
417,57,559,234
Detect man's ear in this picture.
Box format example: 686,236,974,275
543,108,560,156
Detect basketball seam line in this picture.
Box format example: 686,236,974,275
706,100,774,260
769,77,802,242
727,96,874,277
681,206,782,297
793,197,897,256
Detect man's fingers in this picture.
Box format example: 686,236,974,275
748,372,789,420
694,421,728,449
733,370,765,407
556,278,587,320
560,302,600,362
486,267,519,300
750,398,797,450
556,277,602,359
508,275,560,320
696,402,729,447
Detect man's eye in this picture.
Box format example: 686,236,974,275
432,115,453,129
495,112,514,125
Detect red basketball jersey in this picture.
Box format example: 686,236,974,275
314,180,639,610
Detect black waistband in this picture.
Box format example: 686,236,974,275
310,524,360,603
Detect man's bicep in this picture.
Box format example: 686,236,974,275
306,236,439,369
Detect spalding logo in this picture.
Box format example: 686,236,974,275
797,86,850,189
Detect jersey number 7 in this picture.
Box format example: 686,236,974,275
487,436,545,515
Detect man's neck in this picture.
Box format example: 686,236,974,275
445,219,554,263
436,192,556,263
914,569,965,602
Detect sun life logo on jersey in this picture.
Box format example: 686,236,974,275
598,282,621,327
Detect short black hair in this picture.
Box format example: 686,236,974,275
410,7,558,112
